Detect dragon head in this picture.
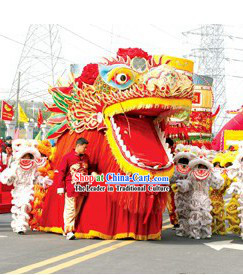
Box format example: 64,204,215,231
46,48,194,177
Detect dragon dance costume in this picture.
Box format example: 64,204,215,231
38,48,194,240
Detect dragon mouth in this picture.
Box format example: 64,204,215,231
110,112,173,170
104,97,191,175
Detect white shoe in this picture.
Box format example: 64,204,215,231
176,232,183,237
66,232,75,240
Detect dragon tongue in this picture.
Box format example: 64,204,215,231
113,114,169,167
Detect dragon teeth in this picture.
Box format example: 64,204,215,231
115,127,120,135
138,162,146,167
119,139,124,147
110,115,172,170
130,155,138,164
155,124,174,165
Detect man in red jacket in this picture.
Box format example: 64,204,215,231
57,137,97,240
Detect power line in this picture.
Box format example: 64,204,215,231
183,29,243,41
58,24,115,54
190,53,243,63
0,33,74,64
225,57,243,62
191,47,243,52
90,24,153,47
150,24,183,41
23,92,52,102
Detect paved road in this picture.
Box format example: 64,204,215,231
0,202,243,274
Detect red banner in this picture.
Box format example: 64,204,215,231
1,101,14,121
37,108,44,128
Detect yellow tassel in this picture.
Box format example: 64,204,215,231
39,227,161,240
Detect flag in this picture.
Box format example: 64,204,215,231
37,108,44,128
211,105,220,124
35,130,42,140
18,104,29,123
1,101,14,121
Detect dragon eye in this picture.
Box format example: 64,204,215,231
115,73,129,84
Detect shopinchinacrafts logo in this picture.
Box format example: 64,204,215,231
72,173,170,193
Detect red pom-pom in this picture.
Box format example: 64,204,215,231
75,63,99,86
117,48,152,62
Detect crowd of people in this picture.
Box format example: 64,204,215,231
0,136,242,241
0,136,13,171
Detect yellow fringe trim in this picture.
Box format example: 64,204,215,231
39,226,64,234
104,97,192,119
75,230,161,240
39,226,161,240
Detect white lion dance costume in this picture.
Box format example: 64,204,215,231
0,141,41,234
228,149,243,239
171,144,198,237
175,149,224,239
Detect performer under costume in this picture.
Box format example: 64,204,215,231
176,150,224,239
0,145,41,234
227,149,243,239
166,189,178,227
171,145,198,237
39,48,194,240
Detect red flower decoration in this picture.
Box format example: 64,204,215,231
75,63,99,86
117,48,152,62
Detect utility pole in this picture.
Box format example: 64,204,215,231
9,24,65,103
183,25,227,135
16,72,21,129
